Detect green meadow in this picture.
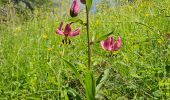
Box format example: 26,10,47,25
0,0,170,99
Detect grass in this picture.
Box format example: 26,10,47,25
0,0,170,99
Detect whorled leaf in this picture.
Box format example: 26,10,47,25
68,18,85,26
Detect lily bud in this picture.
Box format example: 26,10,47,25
70,0,80,17
80,0,86,4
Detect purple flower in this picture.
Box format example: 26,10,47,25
100,36,121,51
56,22,80,37
70,0,80,17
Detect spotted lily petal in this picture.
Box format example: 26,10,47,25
56,22,64,35
100,41,106,50
68,28,80,37
104,36,114,51
58,22,63,30
56,29,64,36
100,36,114,51
113,36,121,51
64,24,71,35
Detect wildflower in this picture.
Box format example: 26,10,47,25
145,13,149,17
70,0,80,17
56,22,80,44
80,0,86,4
157,39,163,44
42,34,48,39
100,36,121,51
48,48,53,52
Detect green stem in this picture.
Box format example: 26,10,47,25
86,6,91,70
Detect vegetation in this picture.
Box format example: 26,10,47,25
0,0,170,99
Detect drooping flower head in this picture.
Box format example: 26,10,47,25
80,0,86,4
56,22,80,44
100,36,121,51
70,0,80,17
56,22,80,37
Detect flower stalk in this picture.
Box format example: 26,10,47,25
86,6,91,70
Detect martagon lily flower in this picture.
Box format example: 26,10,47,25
70,0,80,17
100,36,121,51
56,22,80,44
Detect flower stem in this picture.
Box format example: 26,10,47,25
86,6,91,70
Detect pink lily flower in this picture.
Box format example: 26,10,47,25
56,22,80,44
100,36,121,51
56,22,80,37
70,0,80,17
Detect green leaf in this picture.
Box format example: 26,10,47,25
96,72,103,86
165,65,170,73
85,71,96,100
67,88,81,100
96,69,110,93
63,59,84,88
96,31,114,43
68,18,85,25
95,93,108,100
86,0,93,12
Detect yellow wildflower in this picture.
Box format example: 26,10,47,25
48,48,53,52
43,34,48,39
157,39,162,44
145,13,149,17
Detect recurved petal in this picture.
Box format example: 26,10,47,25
58,22,63,30
100,41,107,50
69,28,80,37
104,36,114,51
113,36,121,51
56,29,64,36
64,24,71,35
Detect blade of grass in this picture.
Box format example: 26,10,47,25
63,59,85,88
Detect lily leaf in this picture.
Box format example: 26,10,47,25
63,59,85,88
96,69,110,93
86,0,93,12
85,71,96,100
68,18,85,25
97,31,114,43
